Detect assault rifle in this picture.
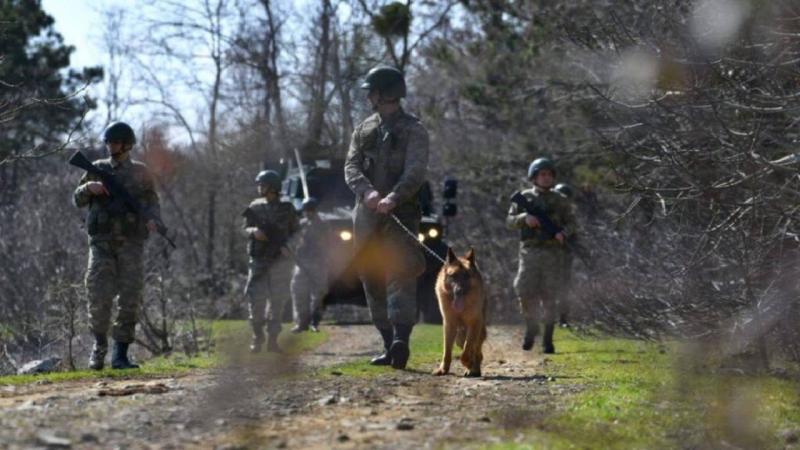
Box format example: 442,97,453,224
69,151,176,248
509,191,592,268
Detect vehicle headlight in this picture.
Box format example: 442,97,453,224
418,233,425,242
339,230,352,241
427,228,439,239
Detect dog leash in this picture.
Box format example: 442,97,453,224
390,213,447,264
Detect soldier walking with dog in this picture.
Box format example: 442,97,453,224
242,169,299,353
74,121,161,370
345,65,429,370
507,157,577,354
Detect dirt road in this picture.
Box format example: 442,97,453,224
0,325,576,449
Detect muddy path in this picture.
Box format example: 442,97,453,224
0,325,577,449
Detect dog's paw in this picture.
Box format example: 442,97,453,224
432,367,448,376
464,369,481,378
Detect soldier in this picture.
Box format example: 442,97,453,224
507,158,577,354
242,169,299,353
290,197,330,333
345,65,428,370
74,121,161,370
553,183,576,328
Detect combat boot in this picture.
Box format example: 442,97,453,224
250,331,265,353
111,341,140,370
543,323,556,354
369,327,394,366
389,324,413,370
266,333,283,354
522,323,538,351
88,333,108,371
310,310,322,332
290,323,308,334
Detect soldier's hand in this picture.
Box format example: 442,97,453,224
146,220,158,233
87,181,109,196
525,214,540,228
251,228,268,241
555,232,566,243
364,190,381,210
376,197,397,214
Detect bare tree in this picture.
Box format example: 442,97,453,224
356,0,458,71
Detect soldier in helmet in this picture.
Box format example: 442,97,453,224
506,157,577,354
290,197,331,333
345,65,429,370
242,169,299,353
74,121,161,370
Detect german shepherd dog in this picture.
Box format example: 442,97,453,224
433,248,487,377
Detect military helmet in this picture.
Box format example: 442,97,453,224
360,66,406,98
527,157,556,179
301,197,319,211
103,121,136,145
255,170,282,192
554,183,574,198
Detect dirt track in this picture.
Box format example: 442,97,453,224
0,325,577,449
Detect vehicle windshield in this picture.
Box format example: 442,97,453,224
284,160,354,211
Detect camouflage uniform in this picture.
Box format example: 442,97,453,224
73,157,160,344
290,215,331,328
243,197,299,337
506,188,576,336
344,109,428,331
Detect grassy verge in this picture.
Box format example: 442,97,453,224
488,329,800,449
0,321,328,386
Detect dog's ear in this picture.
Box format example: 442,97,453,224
446,247,457,265
465,248,475,265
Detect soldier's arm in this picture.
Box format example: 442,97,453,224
73,172,95,208
506,202,528,229
344,127,376,199
560,200,578,238
386,123,429,204
288,206,300,236
242,207,258,238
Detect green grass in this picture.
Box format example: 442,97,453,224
484,329,800,450
0,321,328,386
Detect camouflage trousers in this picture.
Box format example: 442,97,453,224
84,239,144,344
290,264,328,327
559,254,575,319
245,256,293,335
354,204,426,330
513,243,567,330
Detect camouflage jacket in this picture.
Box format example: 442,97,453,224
73,157,160,242
506,187,577,244
344,108,429,212
242,198,300,260
294,215,332,268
